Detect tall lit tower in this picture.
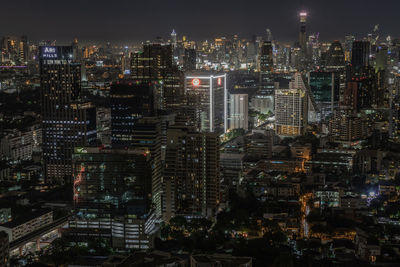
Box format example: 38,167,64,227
299,11,307,54
171,29,177,48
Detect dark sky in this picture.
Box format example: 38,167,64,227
1,0,398,44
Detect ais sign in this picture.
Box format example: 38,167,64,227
40,46,58,59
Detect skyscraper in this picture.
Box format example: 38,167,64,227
325,41,345,72
185,72,228,134
183,48,196,71
131,117,163,218
259,41,273,73
308,71,339,120
171,29,177,48
259,41,274,97
351,41,370,71
110,81,155,147
40,46,96,183
130,42,184,111
344,35,355,62
275,73,308,136
299,11,308,54
163,125,220,220
229,91,249,131
69,146,157,250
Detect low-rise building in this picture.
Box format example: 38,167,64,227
0,209,53,242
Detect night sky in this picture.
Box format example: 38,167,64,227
1,0,399,43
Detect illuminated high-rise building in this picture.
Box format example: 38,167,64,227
344,35,355,62
325,41,345,72
259,41,273,72
259,41,274,99
229,90,249,131
308,71,339,120
131,42,173,81
40,46,96,183
185,72,228,134
171,29,177,48
299,11,308,54
130,42,184,111
275,73,308,136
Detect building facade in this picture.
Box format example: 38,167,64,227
185,72,227,134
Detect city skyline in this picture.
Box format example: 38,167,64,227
1,0,398,43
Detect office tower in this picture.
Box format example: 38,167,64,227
131,42,173,80
72,38,80,61
130,42,184,111
348,41,376,110
185,72,227,134
229,91,249,131
69,147,157,250
275,73,308,136
163,125,220,220
162,70,185,111
40,46,96,183
308,71,339,120
351,41,370,71
131,118,163,218
259,41,274,97
183,48,196,71
171,29,177,48
299,11,308,54
308,33,320,66
375,45,388,71
344,35,355,62
110,81,155,147
259,41,273,72
325,41,345,71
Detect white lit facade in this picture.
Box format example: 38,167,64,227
275,73,308,136
229,93,248,130
185,73,227,134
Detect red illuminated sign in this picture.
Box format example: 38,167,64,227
217,77,222,86
192,78,200,86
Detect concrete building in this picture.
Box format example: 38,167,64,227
0,126,41,162
229,91,248,131
275,73,308,136
163,125,220,220
0,209,53,242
